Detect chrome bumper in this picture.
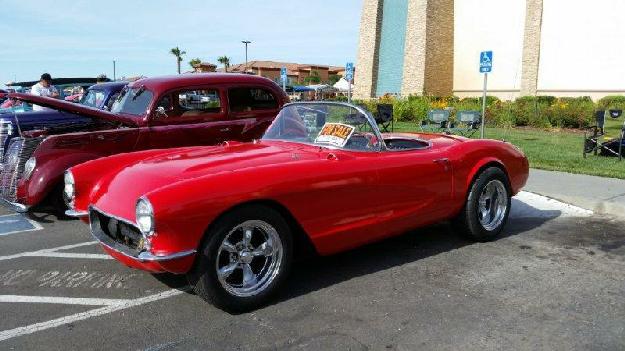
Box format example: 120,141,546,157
89,207,196,262
65,209,88,217
2,199,29,213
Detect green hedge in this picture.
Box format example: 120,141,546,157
350,94,612,129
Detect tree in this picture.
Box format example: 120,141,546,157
217,56,231,72
303,70,321,85
327,74,341,85
170,47,186,74
189,58,202,70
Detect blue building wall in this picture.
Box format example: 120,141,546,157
375,0,409,97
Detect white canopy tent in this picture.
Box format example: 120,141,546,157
332,77,353,92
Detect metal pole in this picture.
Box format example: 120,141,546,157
348,78,352,104
241,40,251,73
480,73,488,139
113,60,116,81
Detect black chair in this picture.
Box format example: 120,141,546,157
375,104,393,132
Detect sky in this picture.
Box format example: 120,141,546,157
0,0,362,88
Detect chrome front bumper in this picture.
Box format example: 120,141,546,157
65,209,88,217
89,207,196,262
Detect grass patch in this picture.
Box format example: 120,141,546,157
392,119,625,179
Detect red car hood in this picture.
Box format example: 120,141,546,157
93,141,320,219
9,93,138,127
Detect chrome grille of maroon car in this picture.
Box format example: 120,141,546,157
0,137,42,202
0,119,12,163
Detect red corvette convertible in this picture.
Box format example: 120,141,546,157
66,102,529,312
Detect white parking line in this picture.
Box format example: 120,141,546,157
28,252,112,260
0,295,131,306
0,288,188,342
0,242,97,261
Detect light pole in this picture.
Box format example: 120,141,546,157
113,60,116,81
241,40,251,73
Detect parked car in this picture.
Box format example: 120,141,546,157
66,102,529,312
1,74,288,214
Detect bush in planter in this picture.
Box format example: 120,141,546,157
486,100,515,127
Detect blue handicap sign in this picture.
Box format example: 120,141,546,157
479,51,493,73
0,214,40,236
280,67,287,82
345,62,354,81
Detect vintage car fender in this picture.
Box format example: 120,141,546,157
18,130,140,206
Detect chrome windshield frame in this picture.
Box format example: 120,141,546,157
266,101,388,151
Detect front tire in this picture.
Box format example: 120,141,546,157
188,205,293,313
452,167,511,241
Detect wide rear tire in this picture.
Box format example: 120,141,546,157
452,167,511,242
188,205,293,313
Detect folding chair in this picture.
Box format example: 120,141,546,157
583,109,624,160
453,110,482,137
375,104,394,132
421,109,450,133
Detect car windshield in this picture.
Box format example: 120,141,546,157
262,102,382,151
80,89,105,108
110,86,153,116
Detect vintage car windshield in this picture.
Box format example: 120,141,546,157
110,86,153,116
262,103,382,151
80,89,105,108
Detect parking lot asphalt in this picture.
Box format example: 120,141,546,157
0,193,624,351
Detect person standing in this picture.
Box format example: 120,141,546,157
30,73,59,111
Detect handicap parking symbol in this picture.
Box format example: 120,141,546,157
479,51,493,73
0,214,42,236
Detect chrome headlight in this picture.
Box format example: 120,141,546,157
63,171,75,208
136,197,154,236
23,157,36,180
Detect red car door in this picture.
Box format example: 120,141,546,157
374,147,454,233
225,86,282,141
146,87,229,149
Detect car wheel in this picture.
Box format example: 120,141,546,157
452,167,511,241
188,205,293,313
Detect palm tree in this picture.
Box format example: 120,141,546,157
189,58,202,70
217,56,230,72
170,47,186,74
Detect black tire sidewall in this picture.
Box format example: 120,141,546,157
189,205,293,313
463,167,511,241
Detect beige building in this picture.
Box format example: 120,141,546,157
355,0,625,100
224,61,345,85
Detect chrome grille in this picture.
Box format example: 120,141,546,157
0,119,13,163
0,137,42,202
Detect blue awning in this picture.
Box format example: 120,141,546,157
293,85,315,92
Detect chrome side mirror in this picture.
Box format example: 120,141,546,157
155,106,168,119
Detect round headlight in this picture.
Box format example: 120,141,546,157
63,171,75,207
136,198,154,236
23,157,36,180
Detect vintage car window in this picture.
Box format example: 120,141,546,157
178,89,220,112
110,86,153,116
80,90,106,108
228,87,277,112
105,92,121,110
262,103,381,151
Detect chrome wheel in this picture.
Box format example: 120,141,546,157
477,179,508,231
215,220,283,297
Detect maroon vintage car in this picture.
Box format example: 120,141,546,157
1,74,288,214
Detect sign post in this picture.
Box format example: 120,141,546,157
280,67,287,93
479,51,492,139
345,62,354,104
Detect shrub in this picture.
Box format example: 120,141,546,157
597,95,625,111
545,97,595,128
